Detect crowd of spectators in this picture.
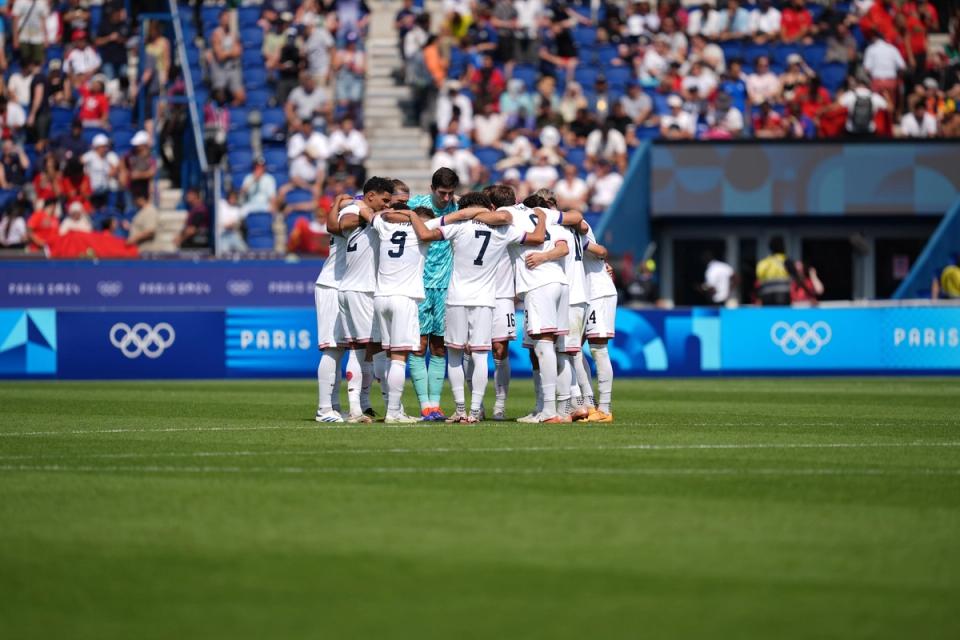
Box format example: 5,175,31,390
0,0,188,255
400,0,958,213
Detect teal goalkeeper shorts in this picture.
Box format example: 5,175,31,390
418,288,447,336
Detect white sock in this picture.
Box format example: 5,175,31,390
493,356,510,412
317,348,341,412
556,353,572,416
470,352,488,412
575,351,595,408
532,368,543,413
534,340,558,418
346,349,363,416
373,351,389,408
360,358,373,411
464,353,474,398
447,347,466,408
593,345,613,414
387,358,405,415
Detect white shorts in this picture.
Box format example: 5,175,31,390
521,281,566,348
492,298,516,343
445,305,493,351
338,290,377,344
375,295,421,352
556,302,587,353
585,295,617,339
315,285,341,349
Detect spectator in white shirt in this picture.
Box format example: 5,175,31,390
586,161,624,213
749,0,781,43
524,151,560,193
59,201,93,235
686,3,721,38
327,117,368,166
899,101,939,137
277,137,325,207
495,128,534,169
64,31,102,85
217,189,248,253
585,121,628,171
839,83,888,134
703,92,744,139
660,95,696,139
285,71,331,127
702,255,736,305
287,118,330,166
747,55,782,105
82,134,120,204
436,81,474,135
621,82,653,125
240,157,277,214
7,65,34,107
640,36,671,84
472,101,507,147
681,61,718,101
0,95,26,139
555,163,588,211
627,2,660,38
863,34,905,96
430,135,480,186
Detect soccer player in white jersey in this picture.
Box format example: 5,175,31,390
481,185,571,423
355,203,443,423
579,219,617,422
407,191,547,423
313,193,351,422
325,178,395,422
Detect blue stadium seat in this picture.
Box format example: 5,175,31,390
108,107,132,130
819,62,848,93
227,130,252,150
773,44,801,68
719,41,742,63
0,189,18,210
245,67,267,89
113,128,134,152
90,5,102,33
261,107,286,141
605,66,632,91
636,125,660,140
512,64,538,90
46,46,63,64
228,107,249,131
247,88,271,110
595,45,619,67
573,26,597,48
239,6,261,29
474,146,504,167
285,189,314,206
574,67,599,89
241,27,264,48
51,106,75,130
229,149,254,172
565,146,586,170
242,49,263,68
743,43,771,65
803,42,828,69
201,6,221,27
448,47,468,79
185,46,201,67
263,148,288,173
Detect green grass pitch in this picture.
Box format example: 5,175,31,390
1,378,958,639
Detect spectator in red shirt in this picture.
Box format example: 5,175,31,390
901,0,940,32
287,209,330,256
753,101,785,138
861,0,898,43
468,54,507,109
176,187,210,249
781,0,815,44
901,8,929,85
32,154,62,203
26,199,60,252
59,156,93,213
794,75,832,121
78,77,110,129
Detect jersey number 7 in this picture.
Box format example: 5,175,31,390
473,230,491,266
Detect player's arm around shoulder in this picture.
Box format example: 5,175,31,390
521,208,548,245
326,194,356,235
405,208,443,242
557,209,584,227
473,209,513,226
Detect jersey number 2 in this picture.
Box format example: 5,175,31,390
388,231,407,258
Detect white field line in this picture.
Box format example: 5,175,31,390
1,464,959,477
1,441,960,462
0,421,957,438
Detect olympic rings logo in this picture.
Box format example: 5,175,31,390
109,322,176,359
770,321,832,356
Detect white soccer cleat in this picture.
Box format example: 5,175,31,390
347,413,373,424
516,412,542,423
384,413,420,424
492,409,507,421
445,410,469,423
315,410,345,423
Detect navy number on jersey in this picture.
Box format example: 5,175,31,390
528,213,550,241
388,231,407,258
473,230,492,266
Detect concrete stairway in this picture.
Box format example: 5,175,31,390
154,179,187,253
363,1,433,195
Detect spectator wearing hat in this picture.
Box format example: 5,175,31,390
524,151,560,194
217,189,248,254
208,10,246,106
333,32,366,111
176,187,211,249
95,4,130,87
11,0,50,67
59,201,93,235
121,131,157,208
431,135,480,186
780,54,814,97
749,0,781,44
747,55,782,106
78,77,109,129
585,160,623,214
82,134,120,209
587,76,614,122
240,157,277,215
555,163,588,211
899,100,939,137
660,95,696,139
64,30,102,86
125,194,158,252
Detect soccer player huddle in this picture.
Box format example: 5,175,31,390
313,167,616,424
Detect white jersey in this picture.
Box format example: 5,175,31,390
503,204,567,295
315,231,346,288
552,224,588,305
441,219,527,307
584,224,617,299
372,215,438,300
337,205,378,293
494,248,515,300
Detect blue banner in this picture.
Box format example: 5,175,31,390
225,308,318,376
56,311,225,379
0,260,322,309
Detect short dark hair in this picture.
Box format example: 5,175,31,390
431,167,459,191
483,184,516,209
362,176,395,195
458,191,493,210
413,206,434,219
392,178,410,193
769,236,786,254
523,194,550,209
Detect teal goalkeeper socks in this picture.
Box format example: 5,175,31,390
408,353,430,409
427,354,447,405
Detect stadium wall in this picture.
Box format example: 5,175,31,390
1,260,958,378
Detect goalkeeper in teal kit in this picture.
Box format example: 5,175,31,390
407,168,460,421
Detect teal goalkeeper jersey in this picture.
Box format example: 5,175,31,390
408,194,458,290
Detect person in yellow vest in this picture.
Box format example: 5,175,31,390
934,258,960,300
755,236,792,305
